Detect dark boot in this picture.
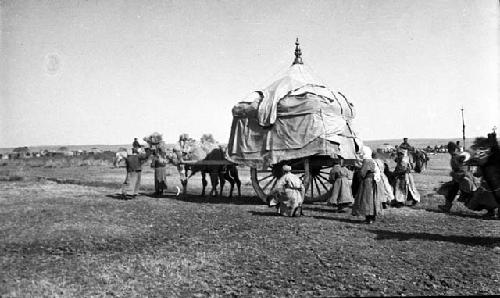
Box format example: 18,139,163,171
438,195,455,213
483,209,496,219
438,203,452,213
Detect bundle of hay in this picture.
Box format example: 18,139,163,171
200,134,219,154
144,132,167,152
143,132,163,145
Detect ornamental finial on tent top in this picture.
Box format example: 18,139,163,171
292,37,303,65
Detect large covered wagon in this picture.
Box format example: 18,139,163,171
227,40,363,202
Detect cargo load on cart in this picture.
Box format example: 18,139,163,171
227,39,363,202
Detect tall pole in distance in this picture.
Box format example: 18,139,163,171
460,106,466,148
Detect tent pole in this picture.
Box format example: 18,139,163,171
460,106,466,149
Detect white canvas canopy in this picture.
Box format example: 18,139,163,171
256,63,355,127
227,40,362,168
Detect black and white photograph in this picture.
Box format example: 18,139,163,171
0,0,499,296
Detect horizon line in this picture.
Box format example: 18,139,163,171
0,136,483,150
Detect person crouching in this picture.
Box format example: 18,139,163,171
267,165,304,217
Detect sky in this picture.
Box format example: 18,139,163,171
1,0,498,148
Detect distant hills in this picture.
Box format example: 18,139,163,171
0,144,130,154
0,138,478,154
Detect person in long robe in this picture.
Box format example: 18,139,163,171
352,146,384,224
327,158,354,212
393,149,420,206
372,153,395,208
268,165,304,217
151,149,168,196
350,160,363,199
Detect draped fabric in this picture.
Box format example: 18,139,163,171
374,159,395,203
228,91,361,168
256,64,355,127
227,63,362,168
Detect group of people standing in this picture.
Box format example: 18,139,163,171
325,144,420,224
267,139,421,222
121,138,169,198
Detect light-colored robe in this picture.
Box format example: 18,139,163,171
270,172,304,216
374,159,395,203
393,159,420,203
327,165,354,205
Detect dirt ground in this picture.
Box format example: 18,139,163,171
0,154,499,297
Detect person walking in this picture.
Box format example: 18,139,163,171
352,146,384,224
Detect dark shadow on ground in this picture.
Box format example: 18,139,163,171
168,194,264,206
248,210,282,217
312,215,364,224
105,193,129,200
41,177,122,189
368,229,500,247
424,208,486,219
140,192,179,199
302,206,337,213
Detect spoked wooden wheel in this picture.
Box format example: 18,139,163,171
250,165,282,203
250,157,335,203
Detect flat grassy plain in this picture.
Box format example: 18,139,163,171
0,153,499,297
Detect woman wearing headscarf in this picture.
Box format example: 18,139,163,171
327,158,354,212
393,149,420,206
151,148,168,197
352,146,384,224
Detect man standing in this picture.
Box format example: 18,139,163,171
393,150,420,206
268,165,304,217
122,148,149,198
172,134,192,194
399,138,413,152
399,138,414,167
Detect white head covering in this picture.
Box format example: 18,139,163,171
362,146,373,160
459,151,471,162
360,146,381,181
282,165,292,172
